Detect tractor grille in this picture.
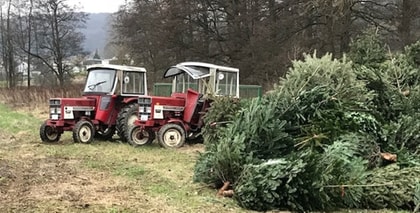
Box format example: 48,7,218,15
49,99,61,120
138,97,151,121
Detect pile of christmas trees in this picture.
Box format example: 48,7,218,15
194,34,420,212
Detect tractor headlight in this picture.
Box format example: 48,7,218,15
139,106,145,113
50,107,61,114
138,97,151,104
146,107,152,113
49,99,61,105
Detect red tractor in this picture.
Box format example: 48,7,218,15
39,64,148,143
126,62,239,148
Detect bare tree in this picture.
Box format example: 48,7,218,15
13,0,34,87
27,0,87,87
0,0,17,88
112,0,175,84
27,0,34,87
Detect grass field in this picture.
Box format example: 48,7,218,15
0,104,248,212
0,102,412,213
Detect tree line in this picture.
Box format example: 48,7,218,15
1,0,419,90
112,0,420,88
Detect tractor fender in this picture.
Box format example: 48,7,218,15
45,119,64,128
121,97,138,105
78,117,97,125
112,97,137,111
166,119,190,132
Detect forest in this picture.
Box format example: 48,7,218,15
112,0,420,88
0,0,419,90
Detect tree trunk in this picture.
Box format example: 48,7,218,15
338,0,353,55
398,0,416,47
27,0,33,87
0,8,6,84
5,0,15,88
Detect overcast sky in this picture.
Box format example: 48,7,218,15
67,0,127,13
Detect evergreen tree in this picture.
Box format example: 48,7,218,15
194,49,420,212
93,49,101,59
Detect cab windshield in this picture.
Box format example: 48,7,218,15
174,73,199,93
84,69,116,93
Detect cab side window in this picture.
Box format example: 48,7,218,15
216,71,238,97
122,71,146,94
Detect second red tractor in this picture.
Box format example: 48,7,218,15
126,62,239,148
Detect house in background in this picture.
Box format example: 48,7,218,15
82,49,120,70
82,49,102,67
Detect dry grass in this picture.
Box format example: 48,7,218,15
0,85,83,108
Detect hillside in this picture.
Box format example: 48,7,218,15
80,13,112,56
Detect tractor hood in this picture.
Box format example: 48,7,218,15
56,97,96,108
49,97,96,120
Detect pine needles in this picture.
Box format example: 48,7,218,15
193,39,420,212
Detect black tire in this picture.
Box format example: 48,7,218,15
73,120,95,143
40,122,61,143
157,123,186,148
126,126,155,147
187,134,204,144
95,126,116,140
116,103,138,142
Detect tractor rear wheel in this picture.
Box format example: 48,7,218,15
157,123,186,148
116,103,138,142
40,122,61,142
127,126,155,147
73,120,95,143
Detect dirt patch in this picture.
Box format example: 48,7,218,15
0,130,13,142
0,154,169,212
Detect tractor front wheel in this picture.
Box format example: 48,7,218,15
73,120,95,143
157,123,186,148
127,126,155,147
40,122,61,142
116,103,138,142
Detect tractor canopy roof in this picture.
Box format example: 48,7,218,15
87,64,147,72
163,62,239,80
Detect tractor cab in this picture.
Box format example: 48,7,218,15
128,62,239,149
84,64,147,96
164,62,240,98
